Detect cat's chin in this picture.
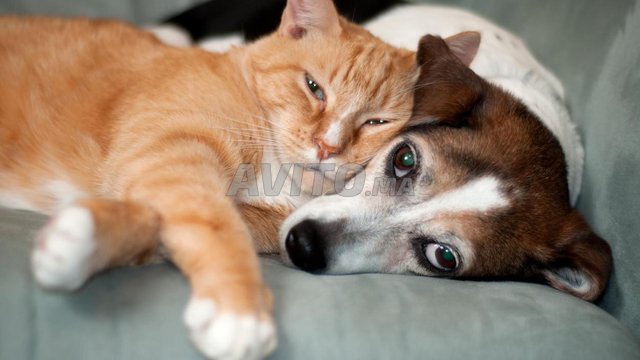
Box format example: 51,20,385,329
292,168,337,197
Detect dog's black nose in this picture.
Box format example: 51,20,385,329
285,220,327,272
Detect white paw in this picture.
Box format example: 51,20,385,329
184,298,277,360
31,206,97,291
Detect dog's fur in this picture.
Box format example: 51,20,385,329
279,6,611,302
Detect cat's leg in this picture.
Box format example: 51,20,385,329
31,198,161,291
110,150,276,360
163,200,276,360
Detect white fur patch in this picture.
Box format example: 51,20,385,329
41,180,86,212
236,147,308,209
395,176,509,223
279,194,360,242
304,147,318,162
31,206,97,291
322,122,342,147
146,24,193,47
544,267,593,295
184,297,277,360
199,34,244,53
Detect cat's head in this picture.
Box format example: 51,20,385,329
244,0,419,193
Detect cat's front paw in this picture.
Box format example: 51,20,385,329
184,297,277,360
31,206,97,291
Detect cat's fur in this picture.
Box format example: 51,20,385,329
0,0,421,358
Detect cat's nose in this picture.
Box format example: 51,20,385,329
285,220,327,272
313,137,341,160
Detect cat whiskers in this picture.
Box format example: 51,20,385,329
197,108,310,160
212,110,299,145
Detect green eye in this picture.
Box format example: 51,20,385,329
393,144,416,177
365,119,389,126
305,74,325,101
424,243,458,272
400,153,414,167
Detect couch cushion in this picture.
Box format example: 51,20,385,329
1,208,638,359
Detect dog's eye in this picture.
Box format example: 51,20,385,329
424,243,458,272
393,145,416,178
305,74,325,101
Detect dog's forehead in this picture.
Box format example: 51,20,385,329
392,175,509,224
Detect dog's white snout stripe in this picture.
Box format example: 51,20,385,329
395,176,509,223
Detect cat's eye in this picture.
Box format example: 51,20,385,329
305,74,325,102
393,144,416,178
424,242,459,272
364,119,389,126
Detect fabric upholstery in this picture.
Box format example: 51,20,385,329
1,209,639,360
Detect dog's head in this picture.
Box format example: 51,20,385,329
279,35,612,302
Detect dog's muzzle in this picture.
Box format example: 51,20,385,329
285,220,327,272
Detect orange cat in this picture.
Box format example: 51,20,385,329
0,0,424,358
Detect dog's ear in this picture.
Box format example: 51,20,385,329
444,31,481,67
409,33,484,127
539,211,612,302
278,0,341,39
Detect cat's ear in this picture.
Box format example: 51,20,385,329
537,211,612,302
278,0,341,39
444,31,481,67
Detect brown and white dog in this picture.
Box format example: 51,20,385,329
279,8,612,302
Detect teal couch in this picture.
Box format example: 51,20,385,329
1,0,639,359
